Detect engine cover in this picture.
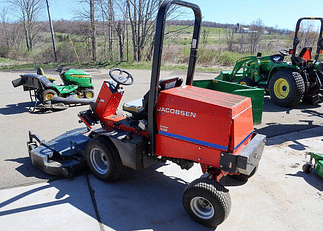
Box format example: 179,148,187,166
155,85,254,167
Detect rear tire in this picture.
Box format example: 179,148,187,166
41,89,57,102
269,70,305,107
83,89,95,98
85,136,126,181
182,178,231,228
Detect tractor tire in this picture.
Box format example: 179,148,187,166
182,178,231,228
238,78,255,86
41,89,57,102
85,136,126,181
83,89,95,98
269,70,305,107
302,163,313,173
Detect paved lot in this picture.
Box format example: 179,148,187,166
0,68,323,230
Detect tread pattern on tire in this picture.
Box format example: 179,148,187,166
269,70,305,107
85,136,126,181
182,178,231,228
41,89,57,102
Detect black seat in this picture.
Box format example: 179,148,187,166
158,76,183,91
270,54,284,63
123,76,183,118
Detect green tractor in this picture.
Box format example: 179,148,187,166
217,17,323,107
39,66,95,101
12,66,95,111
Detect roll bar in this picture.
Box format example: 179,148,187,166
292,17,323,64
147,0,202,156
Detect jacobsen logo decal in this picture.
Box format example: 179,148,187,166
157,107,196,118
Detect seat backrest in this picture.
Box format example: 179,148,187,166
124,76,183,119
158,76,183,91
37,67,45,75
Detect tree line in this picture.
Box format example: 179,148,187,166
1,0,165,63
0,0,317,65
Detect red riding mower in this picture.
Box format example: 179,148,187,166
27,0,265,227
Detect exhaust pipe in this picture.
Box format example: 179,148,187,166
51,95,95,105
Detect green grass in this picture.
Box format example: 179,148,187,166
0,25,295,73
0,57,20,64
0,60,223,73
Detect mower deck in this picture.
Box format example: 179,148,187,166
28,127,91,177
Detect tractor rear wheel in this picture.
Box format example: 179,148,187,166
269,70,305,107
83,89,95,98
85,136,126,181
182,178,231,228
41,89,57,102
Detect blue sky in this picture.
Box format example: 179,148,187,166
184,0,323,30
4,0,323,30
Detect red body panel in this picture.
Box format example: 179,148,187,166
92,83,253,170
95,81,123,119
155,86,253,167
102,115,148,138
230,107,254,154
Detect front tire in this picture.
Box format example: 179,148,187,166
302,163,313,173
182,178,231,228
238,77,255,86
85,136,126,181
269,70,305,107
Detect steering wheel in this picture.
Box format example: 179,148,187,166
279,49,289,56
109,68,134,86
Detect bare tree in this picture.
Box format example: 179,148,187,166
224,27,235,51
247,18,264,54
298,21,320,54
90,0,97,61
75,0,97,61
96,0,115,61
9,0,44,51
115,21,125,61
126,0,162,61
202,28,209,45
237,32,245,53
0,8,11,48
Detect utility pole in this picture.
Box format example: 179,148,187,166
45,0,58,62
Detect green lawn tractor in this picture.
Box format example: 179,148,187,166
12,66,95,111
217,17,323,107
302,152,323,178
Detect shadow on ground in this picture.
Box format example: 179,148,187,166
262,96,321,113
0,102,32,115
286,170,323,191
0,161,217,230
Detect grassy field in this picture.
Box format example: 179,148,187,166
0,24,297,72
